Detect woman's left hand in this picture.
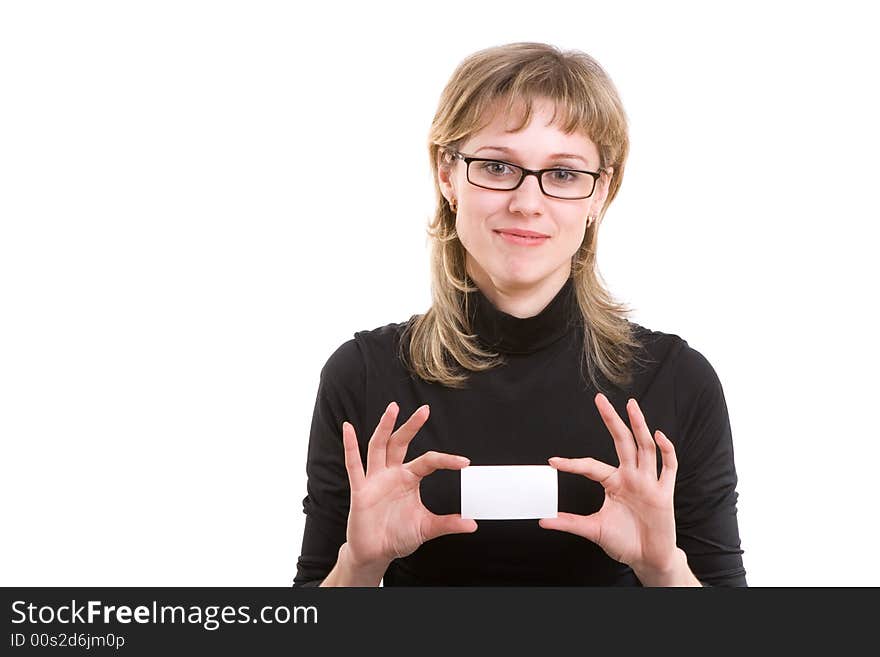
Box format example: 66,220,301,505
539,393,679,576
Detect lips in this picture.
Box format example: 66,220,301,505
494,229,550,238
493,229,550,247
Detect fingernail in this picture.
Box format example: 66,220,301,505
386,401,397,412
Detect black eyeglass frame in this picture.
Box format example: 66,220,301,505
445,148,605,200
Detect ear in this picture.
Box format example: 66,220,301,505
437,149,458,205
588,166,613,216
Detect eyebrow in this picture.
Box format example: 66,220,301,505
473,145,590,166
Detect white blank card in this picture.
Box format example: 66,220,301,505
460,465,558,520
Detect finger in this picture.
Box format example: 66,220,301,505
341,421,365,493
595,393,637,468
538,511,600,544
655,430,678,490
404,450,470,479
424,513,478,541
386,404,430,467
548,456,616,484
366,401,398,476
626,398,657,476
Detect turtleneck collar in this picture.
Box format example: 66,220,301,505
465,276,579,355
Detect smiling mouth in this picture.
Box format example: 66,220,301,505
493,230,549,240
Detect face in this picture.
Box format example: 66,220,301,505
438,97,613,294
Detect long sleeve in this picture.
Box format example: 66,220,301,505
293,308,748,586
293,339,367,587
672,344,748,587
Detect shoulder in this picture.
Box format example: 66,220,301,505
626,320,687,369
627,321,721,393
353,319,411,353
321,318,414,379
320,336,364,380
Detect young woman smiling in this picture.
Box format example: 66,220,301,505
294,42,746,587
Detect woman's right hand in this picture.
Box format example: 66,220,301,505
340,400,477,572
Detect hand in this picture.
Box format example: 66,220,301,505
341,401,477,571
539,393,679,574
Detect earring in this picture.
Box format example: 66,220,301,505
450,198,458,213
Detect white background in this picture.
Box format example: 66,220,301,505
2,1,878,586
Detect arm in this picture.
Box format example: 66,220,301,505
318,542,389,587
541,341,746,587
631,547,702,587
293,339,388,587
294,335,475,587
671,345,748,587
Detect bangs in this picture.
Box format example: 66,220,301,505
476,75,621,163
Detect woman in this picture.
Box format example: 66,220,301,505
294,42,746,587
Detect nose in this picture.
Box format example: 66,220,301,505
507,171,545,216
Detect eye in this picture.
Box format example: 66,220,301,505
480,161,516,176
548,169,582,184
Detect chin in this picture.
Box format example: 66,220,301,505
489,268,547,289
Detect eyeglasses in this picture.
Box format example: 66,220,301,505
445,148,604,200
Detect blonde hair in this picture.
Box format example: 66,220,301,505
399,42,652,392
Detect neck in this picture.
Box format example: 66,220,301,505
465,256,573,319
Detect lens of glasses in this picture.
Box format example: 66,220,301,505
468,160,596,199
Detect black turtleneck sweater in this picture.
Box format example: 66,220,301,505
294,278,747,586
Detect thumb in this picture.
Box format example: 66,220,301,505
424,513,478,540
538,511,601,543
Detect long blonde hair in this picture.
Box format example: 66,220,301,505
399,42,652,393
